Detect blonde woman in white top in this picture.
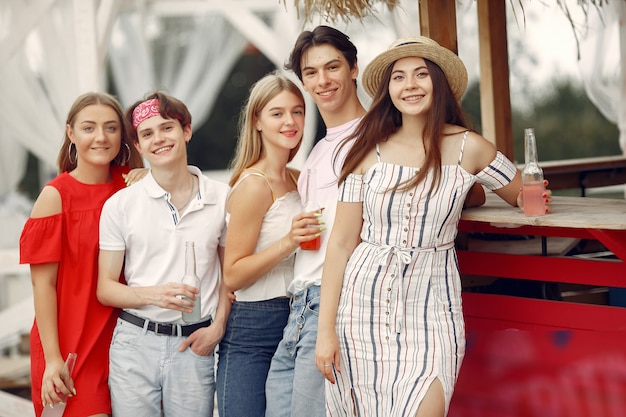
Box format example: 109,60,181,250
216,72,322,417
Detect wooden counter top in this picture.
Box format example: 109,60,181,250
461,193,626,230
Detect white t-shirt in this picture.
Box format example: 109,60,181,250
100,166,229,323
289,117,361,295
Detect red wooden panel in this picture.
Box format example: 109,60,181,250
458,251,626,288
462,292,626,332
588,229,626,261
450,327,626,417
450,293,626,416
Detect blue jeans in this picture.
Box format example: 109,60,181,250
108,318,215,417
265,285,326,417
216,298,290,417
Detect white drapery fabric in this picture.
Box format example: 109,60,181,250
0,0,112,249
0,1,303,197
108,13,248,129
0,0,87,195
578,1,625,197
579,1,626,155
0,0,303,250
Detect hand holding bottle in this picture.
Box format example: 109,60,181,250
521,128,549,216
41,352,77,417
181,241,201,322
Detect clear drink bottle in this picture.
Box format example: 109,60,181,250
41,352,77,417
300,168,321,250
522,128,546,216
181,241,201,322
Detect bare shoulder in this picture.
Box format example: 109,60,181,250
354,147,379,175
443,127,492,148
30,185,62,218
460,131,497,174
227,172,273,214
441,127,498,173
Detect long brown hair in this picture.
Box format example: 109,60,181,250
338,59,467,192
57,92,143,173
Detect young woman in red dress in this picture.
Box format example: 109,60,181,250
20,92,144,417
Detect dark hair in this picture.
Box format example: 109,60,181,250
58,92,143,173
338,58,467,192
285,25,358,81
125,91,192,142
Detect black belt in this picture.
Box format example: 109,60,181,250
119,310,212,337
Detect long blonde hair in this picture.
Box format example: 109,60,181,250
228,71,305,187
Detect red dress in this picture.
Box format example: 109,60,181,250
20,165,129,417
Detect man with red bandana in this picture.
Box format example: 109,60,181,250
97,91,230,417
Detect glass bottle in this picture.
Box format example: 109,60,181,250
522,128,546,216
41,352,77,417
300,168,321,250
181,241,201,322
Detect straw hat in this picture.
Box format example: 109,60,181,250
362,36,468,101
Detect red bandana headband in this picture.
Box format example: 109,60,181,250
132,98,160,129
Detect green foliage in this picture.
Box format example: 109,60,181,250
515,80,620,163
461,80,483,133
462,79,620,164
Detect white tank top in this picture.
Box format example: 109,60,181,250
227,170,302,301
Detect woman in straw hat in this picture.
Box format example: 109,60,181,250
315,36,551,416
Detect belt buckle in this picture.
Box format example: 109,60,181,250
155,323,174,336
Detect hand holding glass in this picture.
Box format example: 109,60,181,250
300,168,321,250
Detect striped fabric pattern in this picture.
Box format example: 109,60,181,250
327,139,516,416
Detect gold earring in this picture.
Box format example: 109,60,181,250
68,143,77,165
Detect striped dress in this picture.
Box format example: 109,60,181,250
327,132,517,416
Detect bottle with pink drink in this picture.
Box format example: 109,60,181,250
521,128,546,216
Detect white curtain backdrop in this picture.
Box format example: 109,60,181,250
108,13,248,129
0,0,83,195
0,0,303,250
0,0,108,248
579,1,626,155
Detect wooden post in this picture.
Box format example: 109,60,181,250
418,0,458,53
477,0,514,159
419,0,515,159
